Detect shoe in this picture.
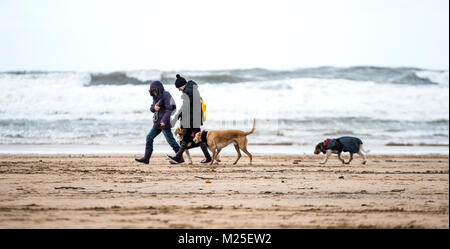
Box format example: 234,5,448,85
167,141,187,164
199,158,211,165
199,142,212,164
168,156,185,164
135,149,152,164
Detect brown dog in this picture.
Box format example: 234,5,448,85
193,119,256,165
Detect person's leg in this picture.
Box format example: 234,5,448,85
167,128,197,164
199,142,212,164
167,141,187,164
185,128,211,164
183,128,198,143
135,128,161,164
162,128,180,153
145,128,162,151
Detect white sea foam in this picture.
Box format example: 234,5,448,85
0,69,448,147
200,78,449,122
415,70,449,87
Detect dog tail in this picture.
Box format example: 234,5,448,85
245,118,256,135
360,144,370,153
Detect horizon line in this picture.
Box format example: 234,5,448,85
1,64,449,74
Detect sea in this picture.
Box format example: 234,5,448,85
0,66,448,155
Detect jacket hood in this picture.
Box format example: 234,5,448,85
183,80,197,96
149,81,165,100
150,81,165,92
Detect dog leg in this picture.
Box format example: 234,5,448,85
206,146,220,162
185,149,193,165
320,150,331,164
345,153,353,164
233,144,242,165
359,144,370,153
358,151,367,164
337,152,345,164
210,146,217,166
214,148,222,165
240,146,252,165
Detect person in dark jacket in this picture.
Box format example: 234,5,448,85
135,81,180,164
166,74,211,164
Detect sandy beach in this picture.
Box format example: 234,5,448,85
0,153,448,229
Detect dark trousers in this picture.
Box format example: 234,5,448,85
182,128,201,143
146,127,180,152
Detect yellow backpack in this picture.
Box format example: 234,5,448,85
201,98,207,122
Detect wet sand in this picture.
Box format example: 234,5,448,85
0,154,448,228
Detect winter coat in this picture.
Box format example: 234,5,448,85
325,136,363,153
149,81,175,129
173,80,203,129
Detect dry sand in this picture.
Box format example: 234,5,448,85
0,153,448,228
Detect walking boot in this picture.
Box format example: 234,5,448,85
135,149,152,164
165,145,180,159
199,142,212,165
167,141,187,164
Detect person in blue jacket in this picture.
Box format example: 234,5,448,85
135,81,180,164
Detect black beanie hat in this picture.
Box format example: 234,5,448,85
175,74,187,88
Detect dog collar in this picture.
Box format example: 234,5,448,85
201,131,208,143
324,138,330,150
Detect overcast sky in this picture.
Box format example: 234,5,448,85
0,0,448,71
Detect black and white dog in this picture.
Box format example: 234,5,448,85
314,136,369,165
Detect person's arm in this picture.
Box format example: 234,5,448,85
150,100,161,113
150,102,156,113
170,94,186,126
160,94,173,127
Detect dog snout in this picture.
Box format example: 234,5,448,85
193,132,202,143
314,145,321,154
193,136,200,143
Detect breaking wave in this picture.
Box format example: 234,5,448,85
3,66,445,86
0,66,448,146
88,72,148,85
